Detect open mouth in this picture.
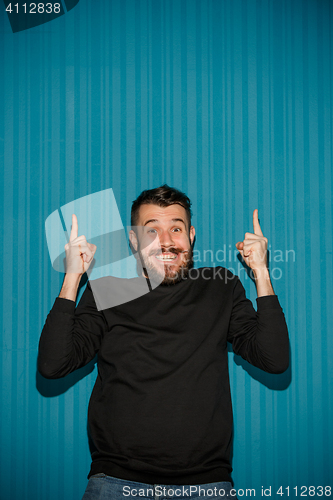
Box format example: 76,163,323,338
154,252,179,262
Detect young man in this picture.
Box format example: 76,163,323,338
38,185,289,500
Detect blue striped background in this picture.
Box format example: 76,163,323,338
0,0,332,498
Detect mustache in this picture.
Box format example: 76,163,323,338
148,248,187,257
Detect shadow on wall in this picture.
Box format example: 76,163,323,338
230,346,292,391
36,357,97,397
4,0,80,33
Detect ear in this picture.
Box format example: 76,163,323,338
129,229,138,251
189,226,195,246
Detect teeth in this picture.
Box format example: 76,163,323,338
156,254,177,261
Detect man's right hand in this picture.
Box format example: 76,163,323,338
64,214,97,276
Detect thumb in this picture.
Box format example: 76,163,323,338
235,242,244,258
88,242,97,254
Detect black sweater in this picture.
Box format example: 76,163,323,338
38,266,289,485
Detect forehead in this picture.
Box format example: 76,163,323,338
137,203,187,225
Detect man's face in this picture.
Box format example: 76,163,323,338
129,204,195,285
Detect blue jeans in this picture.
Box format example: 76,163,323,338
82,474,238,499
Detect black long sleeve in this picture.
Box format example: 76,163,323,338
38,282,108,378
37,266,289,485
227,276,289,373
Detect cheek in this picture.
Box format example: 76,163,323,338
178,237,191,251
140,235,161,254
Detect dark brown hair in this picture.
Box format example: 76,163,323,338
131,184,192,230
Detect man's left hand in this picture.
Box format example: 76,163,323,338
235,209,268,274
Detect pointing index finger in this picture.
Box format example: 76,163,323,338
70,213,78,242
253,209,263,236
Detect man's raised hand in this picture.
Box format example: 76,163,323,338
64,214,97,275
235,209,268,273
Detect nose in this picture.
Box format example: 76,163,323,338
158,229,175,248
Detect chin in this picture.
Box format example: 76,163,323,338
146,260,194,286
160,270,185,286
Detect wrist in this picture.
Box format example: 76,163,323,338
252,267,275,297
59,273,82,301
63,273,82,286
252,266,270,280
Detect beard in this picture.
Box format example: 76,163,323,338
138,245,194,286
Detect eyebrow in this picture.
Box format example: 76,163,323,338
143,218,187,227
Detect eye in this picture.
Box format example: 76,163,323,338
173,227,182,232
147,228,157,234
